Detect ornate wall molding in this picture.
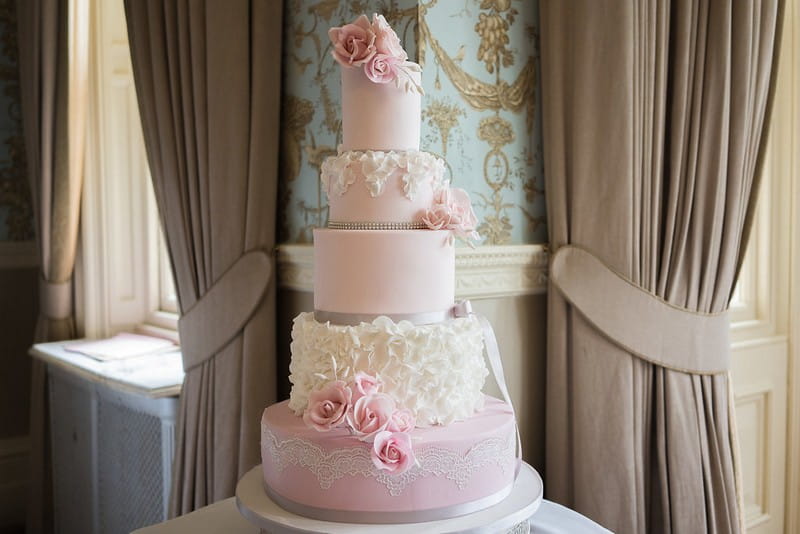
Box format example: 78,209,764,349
455,244,549,298
277,243,548,299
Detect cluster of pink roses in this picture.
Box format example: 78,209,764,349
303,372,417,474
328,14,410,85
422,187,481,245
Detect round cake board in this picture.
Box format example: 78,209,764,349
235,462,543,534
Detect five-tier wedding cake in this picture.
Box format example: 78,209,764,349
260,14,519,524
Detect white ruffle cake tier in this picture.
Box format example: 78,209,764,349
289,312,488,426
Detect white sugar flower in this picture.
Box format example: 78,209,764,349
359,151,398,197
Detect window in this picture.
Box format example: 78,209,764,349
729,149,778,341
157,232,179,315
77,0,178,341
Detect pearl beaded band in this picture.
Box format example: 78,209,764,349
327,220,428,230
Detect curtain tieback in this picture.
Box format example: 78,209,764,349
39,278,73,321
549,245,730,374
178,249,273,372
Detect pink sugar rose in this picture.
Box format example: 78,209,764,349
329,15,376,67
364,53,401,84
422,203,453,231
351,371,382,403
371,14,408,61
303,380,352,432
347,393,395,442
422,187,480,243
387,408,416,433
371,431,416,474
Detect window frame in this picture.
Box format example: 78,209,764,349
77,0,178,341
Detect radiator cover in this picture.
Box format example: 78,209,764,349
48,366,178,534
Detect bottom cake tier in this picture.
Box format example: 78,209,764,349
261,396,516,523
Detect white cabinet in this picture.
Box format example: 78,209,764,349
32,342,183,534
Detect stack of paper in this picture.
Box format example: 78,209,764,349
64,333,177,361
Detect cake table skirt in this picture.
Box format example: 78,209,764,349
235,463,543,534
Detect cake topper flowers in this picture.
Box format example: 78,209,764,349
329,15,376,67
329,14,424,94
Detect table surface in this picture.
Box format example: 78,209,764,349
133,497,612,534
30,341,184,398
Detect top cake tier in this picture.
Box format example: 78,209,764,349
340,66,420,151
329,14,423,152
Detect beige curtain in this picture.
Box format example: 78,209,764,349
540,1,783,533
17,0,87,531
124,0,282,516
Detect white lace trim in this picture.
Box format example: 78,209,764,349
264,427,514,496
320,150,447,200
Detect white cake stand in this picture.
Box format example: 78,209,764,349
235,462,543,534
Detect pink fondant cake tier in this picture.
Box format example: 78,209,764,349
261,396,516,523
341,65,420,152
313,228,454,316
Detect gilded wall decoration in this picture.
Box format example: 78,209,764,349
421,97,465,158
279,0,546,244
418,0,545,244
0,0,32,241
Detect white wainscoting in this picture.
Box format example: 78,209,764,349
732,337,788,532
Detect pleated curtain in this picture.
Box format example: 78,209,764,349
540,1,783,532
124,1,282,515
16,0,87,531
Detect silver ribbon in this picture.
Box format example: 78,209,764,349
314,308,455,325
453,300,523,474
263,479,514,524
